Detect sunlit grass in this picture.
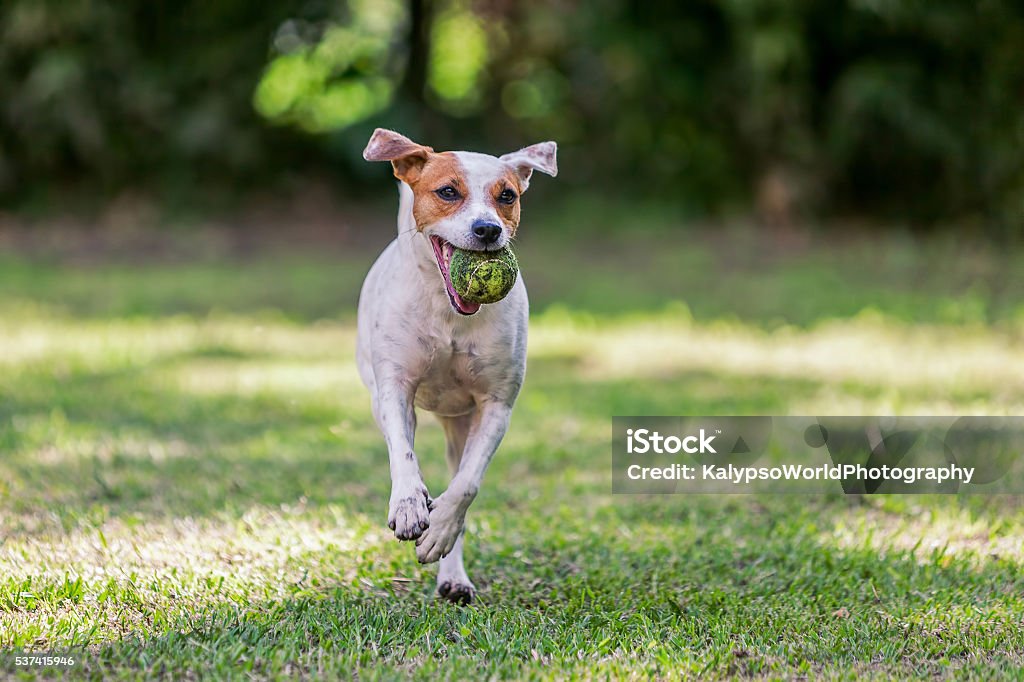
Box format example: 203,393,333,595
824,497,1024,561
1,229,1023,678
534,309,1024,414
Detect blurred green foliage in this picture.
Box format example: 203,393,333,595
1,0,1022,231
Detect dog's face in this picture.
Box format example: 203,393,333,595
363,128,557,314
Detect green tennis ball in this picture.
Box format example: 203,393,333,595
449,247,519,304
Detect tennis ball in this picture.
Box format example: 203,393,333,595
449,247,519,304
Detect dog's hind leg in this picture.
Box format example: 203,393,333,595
435,412,476,604
440,412,472,475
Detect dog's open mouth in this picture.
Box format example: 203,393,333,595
430,236,481,316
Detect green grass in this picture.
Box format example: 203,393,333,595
1,222,1023,679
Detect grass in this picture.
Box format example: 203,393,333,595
1,215,1024,679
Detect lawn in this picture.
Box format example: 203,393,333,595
1,214,1023,679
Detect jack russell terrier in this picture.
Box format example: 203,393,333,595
357,128,557,604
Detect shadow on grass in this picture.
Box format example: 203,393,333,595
4,348,1019,536
0,346,832,536
0,351,377,532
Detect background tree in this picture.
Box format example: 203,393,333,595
1,0,1021,235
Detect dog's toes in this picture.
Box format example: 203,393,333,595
415,539,436,563
416,535,457,563
438,580,475,605
415,531,445,564
394,516,428,541
389,492,430,541
416,515,464,562
395,527,423,541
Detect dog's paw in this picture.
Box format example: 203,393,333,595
415,496,464,563
438,579,476,605
388,482,431,541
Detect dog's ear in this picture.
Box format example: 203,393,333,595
363,128,434,184
500,141,557,192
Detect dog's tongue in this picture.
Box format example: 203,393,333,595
431,237,481,315
450,288,481,315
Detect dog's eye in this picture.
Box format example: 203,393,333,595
498,188,517,205
436,186,461,201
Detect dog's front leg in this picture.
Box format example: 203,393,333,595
373,379,431,541
416,401,511,564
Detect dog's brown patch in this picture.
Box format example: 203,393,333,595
410,152,468,230
490,172,522,235
363,129,433,184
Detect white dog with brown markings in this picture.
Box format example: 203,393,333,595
357,129,557,604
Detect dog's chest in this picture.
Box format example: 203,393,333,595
413,330,508,416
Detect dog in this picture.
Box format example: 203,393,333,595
357,128,557,604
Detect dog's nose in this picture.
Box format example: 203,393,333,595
472,221,502,245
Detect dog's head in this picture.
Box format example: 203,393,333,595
363,128,557,314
